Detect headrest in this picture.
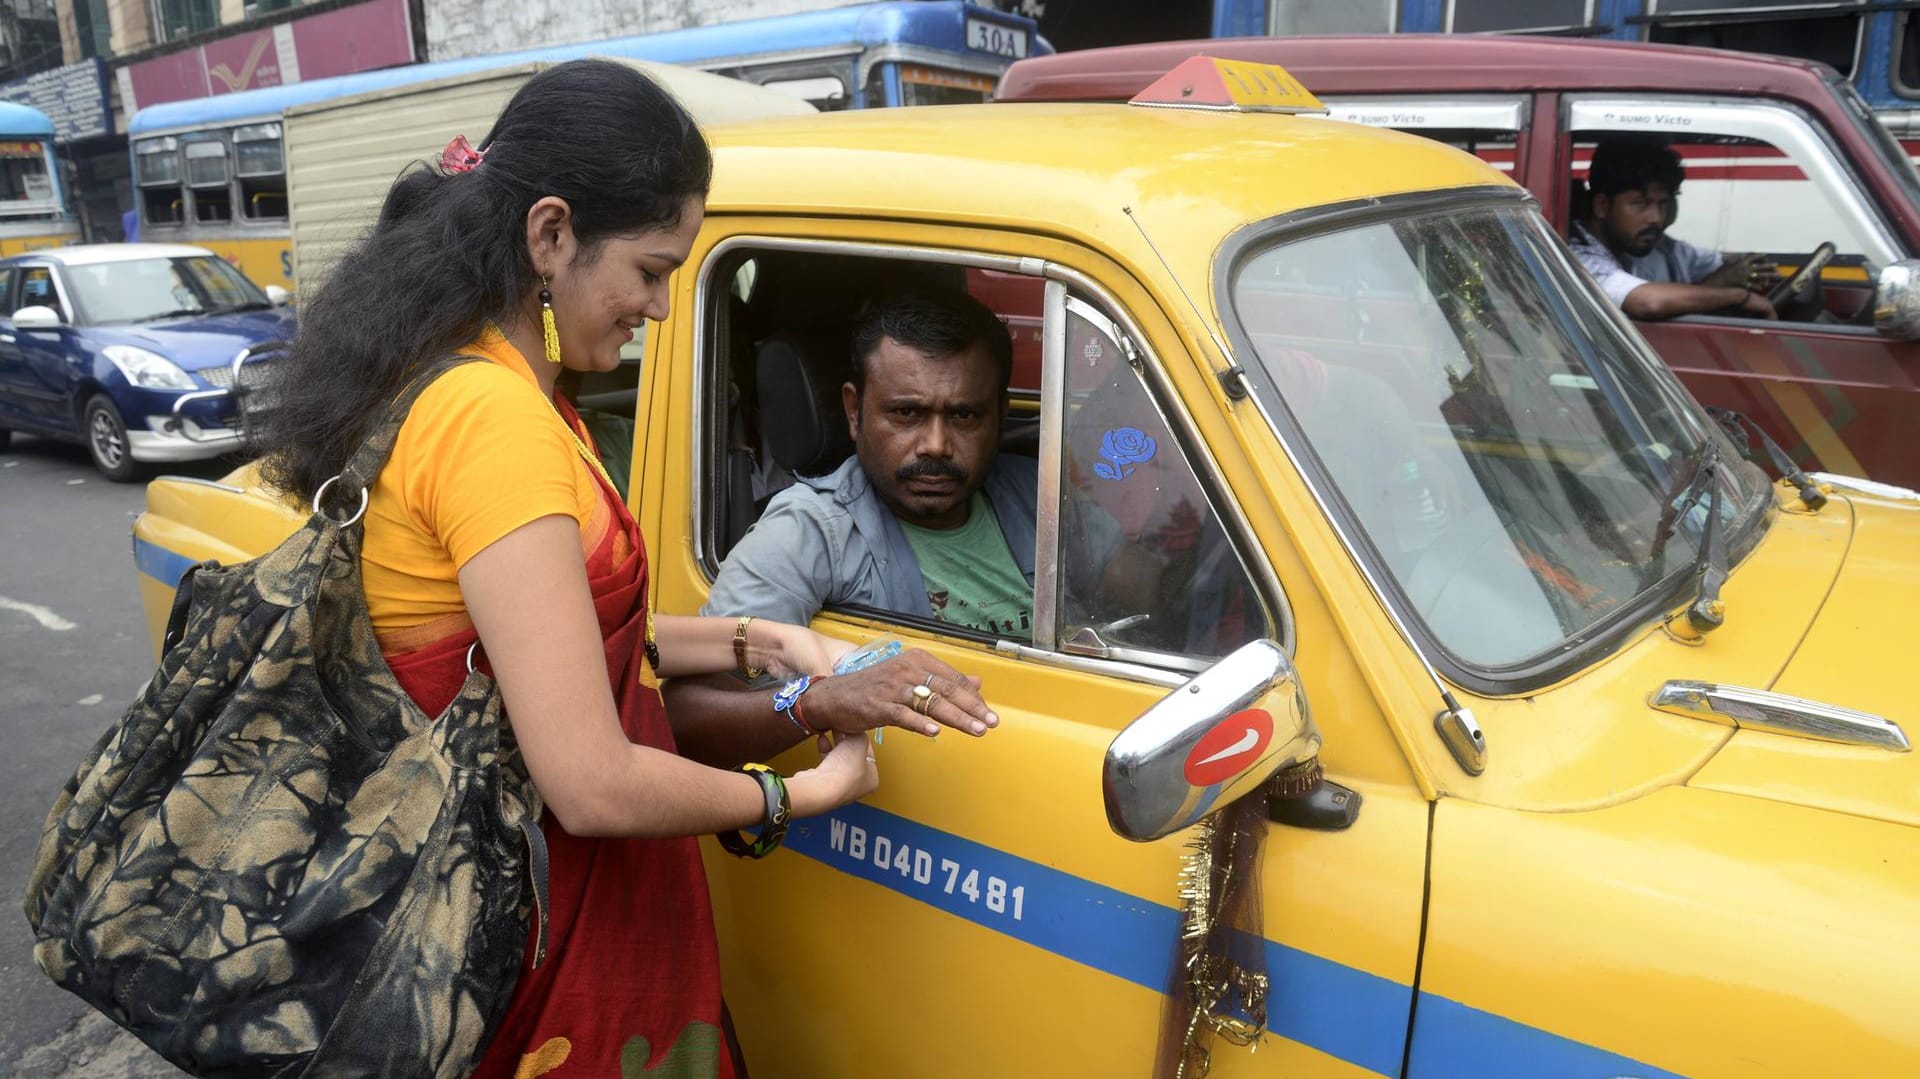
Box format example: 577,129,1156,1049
756,329,854,477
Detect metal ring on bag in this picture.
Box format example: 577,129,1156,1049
466,641,482,675
311,475,369,527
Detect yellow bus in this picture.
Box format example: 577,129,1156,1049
0,101,78,256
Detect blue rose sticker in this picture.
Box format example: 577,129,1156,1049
1094,426,1157,480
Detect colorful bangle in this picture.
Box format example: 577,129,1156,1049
718,763,789,859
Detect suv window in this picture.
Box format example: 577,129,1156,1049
1320,96,1526,177
1569,96,1901,309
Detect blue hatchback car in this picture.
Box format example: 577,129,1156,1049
0,243,294,480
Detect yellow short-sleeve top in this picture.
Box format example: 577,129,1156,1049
361,329,601,648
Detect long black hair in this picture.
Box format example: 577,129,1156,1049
257,59,712,500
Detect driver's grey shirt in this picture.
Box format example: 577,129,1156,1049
703,455,1038,627
1570,223,1724,307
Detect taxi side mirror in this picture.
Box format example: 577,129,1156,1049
264,285,292,306
1872,260,1920,341
1103,639,1322,842
12,305,63,329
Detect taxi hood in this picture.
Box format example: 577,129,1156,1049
1687,487,1920,829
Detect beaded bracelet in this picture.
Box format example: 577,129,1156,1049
718,763,789,859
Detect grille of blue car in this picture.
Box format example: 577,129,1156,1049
197,352,279,391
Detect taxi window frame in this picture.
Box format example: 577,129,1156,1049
1213,184,1764,697
689,232,1292,685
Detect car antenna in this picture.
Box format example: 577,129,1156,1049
1123,205,1250,400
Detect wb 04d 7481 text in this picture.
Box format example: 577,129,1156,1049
826,817,1026,920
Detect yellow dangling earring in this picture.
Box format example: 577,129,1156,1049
538,277,562,365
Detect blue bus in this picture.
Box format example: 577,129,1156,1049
125,1,1047,287
1212,2,1920,137
0,101,76,256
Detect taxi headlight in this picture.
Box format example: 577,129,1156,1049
104,345,197,391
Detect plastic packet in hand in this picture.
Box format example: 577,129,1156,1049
833,638,904,675
833,639,904,742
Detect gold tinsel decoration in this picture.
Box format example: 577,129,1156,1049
1162,796,1274,1079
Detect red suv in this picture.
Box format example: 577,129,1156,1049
1001,36,1920,489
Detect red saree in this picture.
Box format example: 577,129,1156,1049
381,399,733,1079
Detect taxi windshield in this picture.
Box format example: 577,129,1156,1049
1227,199,1769,672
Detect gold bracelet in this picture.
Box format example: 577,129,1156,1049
734,615,763,680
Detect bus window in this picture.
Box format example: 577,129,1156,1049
718,61,853,111
136,136,183,226
234,122,287,221
898,65,996,106
0,139,52,207
185,140,231,223
760,75,848,110
1646,7,1863,81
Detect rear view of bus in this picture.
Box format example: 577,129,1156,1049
0,102,77,256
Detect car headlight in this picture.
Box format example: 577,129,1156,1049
103,345,197,392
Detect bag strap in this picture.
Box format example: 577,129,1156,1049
317,354,483,520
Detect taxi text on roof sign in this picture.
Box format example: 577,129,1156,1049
1128,56,1326,115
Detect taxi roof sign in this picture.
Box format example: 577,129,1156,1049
1128,56,1326,115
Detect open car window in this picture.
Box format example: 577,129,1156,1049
696,243,1275,673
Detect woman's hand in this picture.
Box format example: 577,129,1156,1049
786,733,878,817
806,651,998,739
762,623,854,678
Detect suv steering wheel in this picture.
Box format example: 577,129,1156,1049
1764,242,1837,321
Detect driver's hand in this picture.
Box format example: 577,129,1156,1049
1739,290,1779,320
1741,256,1782,292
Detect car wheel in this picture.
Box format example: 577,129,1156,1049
84,395,138,482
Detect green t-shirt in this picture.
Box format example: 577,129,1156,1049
898,493,1033,636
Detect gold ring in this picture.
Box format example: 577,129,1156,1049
925,691,943,714
911,683,933,715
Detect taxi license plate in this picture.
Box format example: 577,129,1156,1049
967,17,1027,59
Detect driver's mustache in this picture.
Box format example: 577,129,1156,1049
898,459,968,483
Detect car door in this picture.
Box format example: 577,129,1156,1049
1564,95,1920,487
0,265,26,428
9,262,78,432
639,218,1432,1078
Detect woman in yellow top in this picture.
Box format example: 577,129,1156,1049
255,61,996,1079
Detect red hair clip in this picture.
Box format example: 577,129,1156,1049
439,134,486,174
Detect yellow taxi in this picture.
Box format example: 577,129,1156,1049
130,60,1920,1078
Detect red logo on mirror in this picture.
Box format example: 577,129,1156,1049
1183,708,1274,787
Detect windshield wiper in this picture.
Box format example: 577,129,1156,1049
145,307,209,321
1654,441,1729,639
1707,406,1827,511
212,300,273,314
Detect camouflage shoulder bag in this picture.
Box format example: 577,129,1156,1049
22,356,548,1078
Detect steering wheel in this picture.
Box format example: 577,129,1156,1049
1764,242,1837,320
